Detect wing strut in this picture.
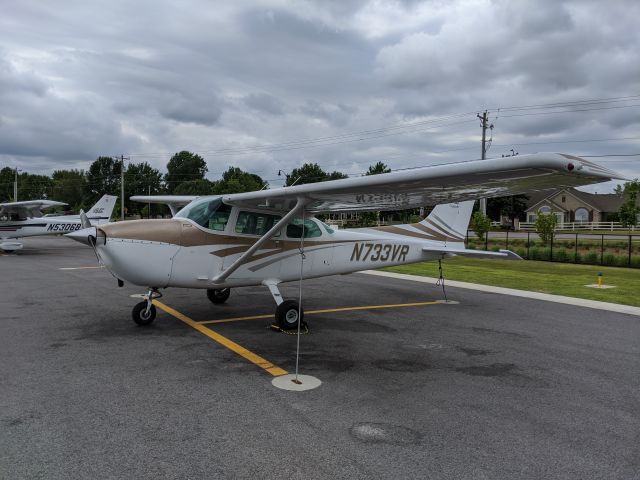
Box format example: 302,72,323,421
211,197,308,284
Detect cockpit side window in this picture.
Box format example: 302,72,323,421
175,198,232,231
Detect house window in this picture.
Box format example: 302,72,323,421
561,196,566,203
575,208,589,223
539,206,551,214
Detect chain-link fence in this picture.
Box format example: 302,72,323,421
466,232,640,268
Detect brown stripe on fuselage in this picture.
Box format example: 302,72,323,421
411,222,454,240
371,224,449,241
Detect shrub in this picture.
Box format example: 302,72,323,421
471,211,491,241
514,248,526,258
553,249,571,262
584,251,599,264
574,252,582,263
602,253,616,266
614,255,630,267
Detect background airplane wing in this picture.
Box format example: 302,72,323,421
223,153,622,213
0,200,67,218
130,195,198,216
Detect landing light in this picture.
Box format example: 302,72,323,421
567,163,575,171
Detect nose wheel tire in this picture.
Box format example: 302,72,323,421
207,288,230,304
132,301,156,326
275,300,304,330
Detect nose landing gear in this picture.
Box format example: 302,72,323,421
132,288,162,326
206,288,230,304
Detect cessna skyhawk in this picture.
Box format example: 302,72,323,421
67,154,619,329
0,194,117,251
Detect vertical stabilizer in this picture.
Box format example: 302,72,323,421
88,195,117,222
418,201,475,244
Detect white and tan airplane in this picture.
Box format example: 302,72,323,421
67,154,619,328
0,194,117,252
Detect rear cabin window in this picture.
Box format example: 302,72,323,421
286,219,322,239
235,211,282,236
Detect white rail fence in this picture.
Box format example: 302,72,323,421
518,221,636,232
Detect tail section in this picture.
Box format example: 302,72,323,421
417,200,474,244
88,195,117,223
351,200,475,246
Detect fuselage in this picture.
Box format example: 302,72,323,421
0,215,108,240
93,208,453,290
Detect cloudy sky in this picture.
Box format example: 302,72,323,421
1,0,639,191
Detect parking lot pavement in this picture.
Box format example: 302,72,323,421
1,237,639,479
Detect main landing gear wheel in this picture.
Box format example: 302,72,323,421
132,301,156,326
275,300,304,330
207,288,230,304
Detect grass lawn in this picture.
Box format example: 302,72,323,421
384,257,640,307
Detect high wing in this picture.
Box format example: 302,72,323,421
223,153,621,213
0,200,67,218
129,195,197,216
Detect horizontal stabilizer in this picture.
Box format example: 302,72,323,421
422,246,522,260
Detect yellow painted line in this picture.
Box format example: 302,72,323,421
153,300,287,377
199,300,442,325
59,265,104,270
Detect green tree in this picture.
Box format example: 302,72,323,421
471,211,492,241
366,161,391,175
165,151,207,193
535,210,557,245
214,167,265,194
173,179,216,196
327,171,349,181
487,194,529,224
286,163,348,185
86,156,122,206
124,162,163,216
18,173,53,202
618,179,640,229
0,167,16,201
51,169,87,210
287,163,327,185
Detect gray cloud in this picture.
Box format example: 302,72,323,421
0,0,638,189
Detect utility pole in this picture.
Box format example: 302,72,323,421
477,111,493,215
13,168,19,202
118,155,129,221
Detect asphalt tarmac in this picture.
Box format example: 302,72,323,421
1,237,639,479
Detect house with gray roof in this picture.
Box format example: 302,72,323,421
525,188,624,225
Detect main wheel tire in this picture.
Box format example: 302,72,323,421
207,288,231,304
275,300,304,330
132,301,156,326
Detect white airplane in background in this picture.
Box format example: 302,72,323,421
0,194,117,252
67,154,620,329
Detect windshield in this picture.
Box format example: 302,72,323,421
174,197,232,231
